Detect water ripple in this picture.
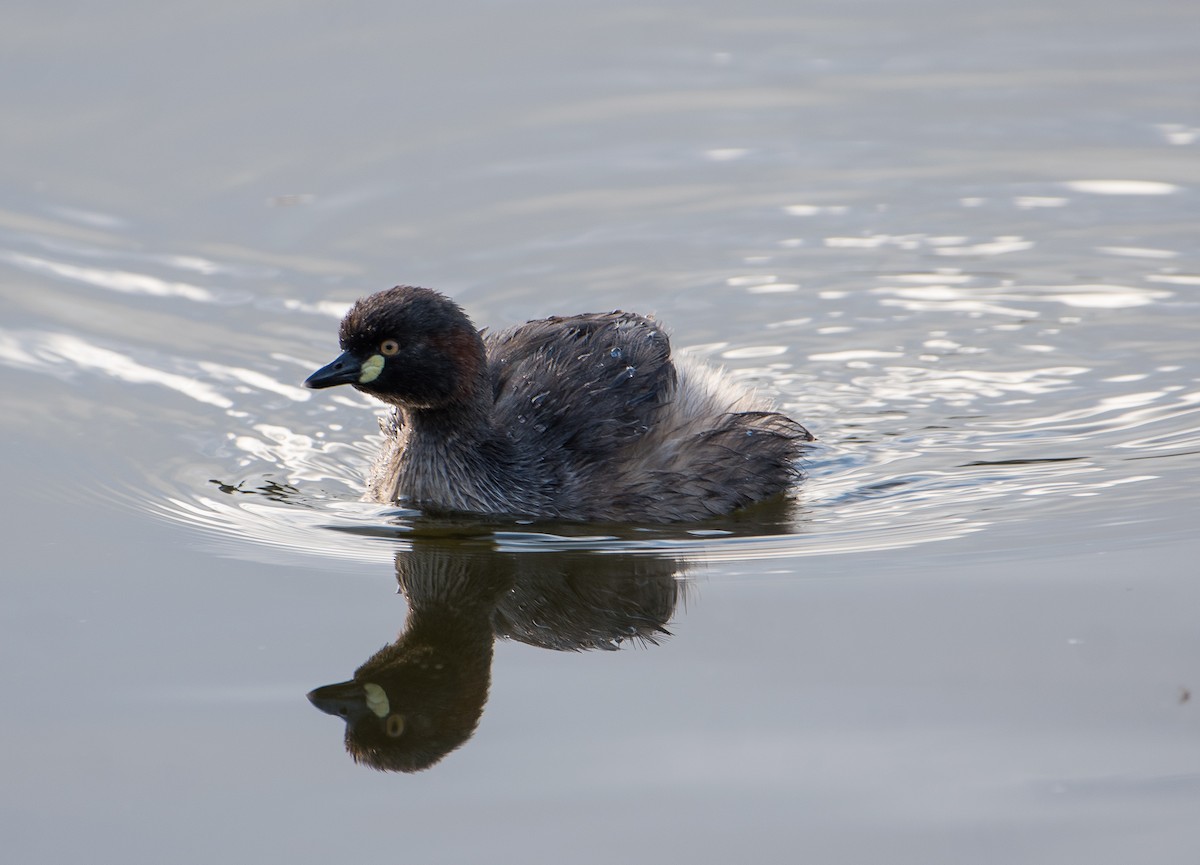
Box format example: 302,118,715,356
2,250,219,303
4,198,1198,570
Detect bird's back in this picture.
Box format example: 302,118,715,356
484,312,812,521
486,311,675,461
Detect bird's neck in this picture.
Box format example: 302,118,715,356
399,357,494,438
394,400,523,516
402,397,495,448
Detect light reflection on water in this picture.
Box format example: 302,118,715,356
4,198,1195,570
1,44,1198,575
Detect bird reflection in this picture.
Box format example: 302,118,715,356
308,539,685,771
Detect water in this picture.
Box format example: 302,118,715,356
3,1,1199,861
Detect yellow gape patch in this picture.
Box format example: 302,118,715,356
359,354,385,384
363,682,390,717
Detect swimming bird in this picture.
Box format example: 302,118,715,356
305,286,812,522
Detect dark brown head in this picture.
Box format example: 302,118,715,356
305,286,486,410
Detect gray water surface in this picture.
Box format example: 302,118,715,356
3,1,1199,862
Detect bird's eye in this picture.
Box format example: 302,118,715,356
380,340,400,356
385,714,406,738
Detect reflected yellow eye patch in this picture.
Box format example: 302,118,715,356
359,354,385,384
363,682,390,717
